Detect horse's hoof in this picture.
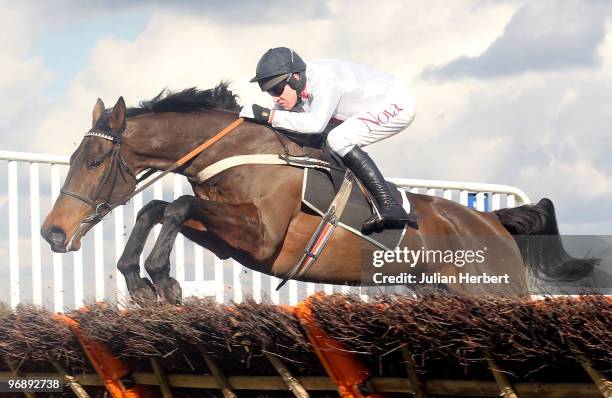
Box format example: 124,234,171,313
131,277,158,305
158,277,183,305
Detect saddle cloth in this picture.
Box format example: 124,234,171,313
301,167,410,251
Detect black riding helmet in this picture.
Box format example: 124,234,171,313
250,47,307,92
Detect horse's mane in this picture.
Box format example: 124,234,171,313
126,82,240,117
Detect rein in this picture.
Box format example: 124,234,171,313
128,117,244,198
62,118,244,226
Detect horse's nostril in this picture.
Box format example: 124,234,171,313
44,225,66,247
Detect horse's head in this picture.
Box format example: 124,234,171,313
41,97,138,252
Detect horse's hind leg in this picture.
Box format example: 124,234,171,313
117,200,169,303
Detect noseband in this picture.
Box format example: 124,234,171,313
60,129,138,224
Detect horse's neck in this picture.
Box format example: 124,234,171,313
123,111,287,178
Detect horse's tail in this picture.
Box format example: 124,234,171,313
494,198,597,281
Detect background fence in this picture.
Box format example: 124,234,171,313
0,150,530,312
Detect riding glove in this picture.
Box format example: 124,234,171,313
239,104,271,125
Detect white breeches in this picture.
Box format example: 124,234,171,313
326,83,416,156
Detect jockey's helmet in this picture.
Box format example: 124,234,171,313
250,47,306,92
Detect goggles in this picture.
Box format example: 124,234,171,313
267,80,288,96
260,73,292,96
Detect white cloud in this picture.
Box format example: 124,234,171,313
326,0,517,82
519,159,612,200
28,0,520,155
29,11,341,153
0,3,53,140
424,1,612,79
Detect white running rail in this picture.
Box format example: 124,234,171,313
0,150,530,311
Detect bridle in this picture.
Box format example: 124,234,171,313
60,128,138,224
61,117,245,228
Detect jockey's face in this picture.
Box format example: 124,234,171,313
270,74,299,110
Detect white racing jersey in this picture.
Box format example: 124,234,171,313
270,59,400,134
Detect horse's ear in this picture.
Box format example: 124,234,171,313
108,96,126,131
92,98,105,127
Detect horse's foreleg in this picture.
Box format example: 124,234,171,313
145,195,264,304
117,200,168,303
144,196,197,304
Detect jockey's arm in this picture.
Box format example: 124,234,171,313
270,78,342,134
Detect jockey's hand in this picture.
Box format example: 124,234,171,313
239,104,271,125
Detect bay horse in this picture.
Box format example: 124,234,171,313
41,84,596,303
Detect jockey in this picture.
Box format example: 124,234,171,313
240,47,417,234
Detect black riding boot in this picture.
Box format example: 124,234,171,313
342,146,418,234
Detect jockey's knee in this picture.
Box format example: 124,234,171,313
326,129,355,157
401,100,416,126
393,89,416,127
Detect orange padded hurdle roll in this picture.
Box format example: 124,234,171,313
294,294,391,398
56,312,159,398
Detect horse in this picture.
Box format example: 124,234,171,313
41,84,596,303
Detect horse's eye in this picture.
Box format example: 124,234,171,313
89,159,102,169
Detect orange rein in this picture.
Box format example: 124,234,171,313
126,117,244,200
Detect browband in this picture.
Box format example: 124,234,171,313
85,129,120,143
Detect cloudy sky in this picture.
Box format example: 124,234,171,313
2,0,611,239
